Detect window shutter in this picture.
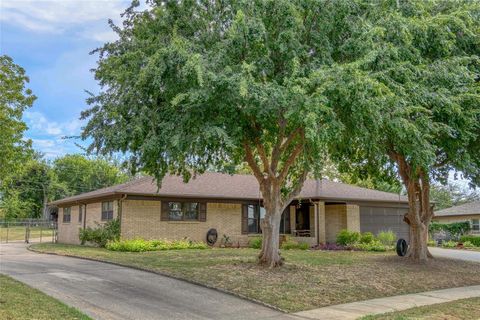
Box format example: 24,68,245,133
161,201,170,221
241,204,248,234
199,203,207,222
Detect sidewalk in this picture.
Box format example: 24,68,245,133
293,285,480,320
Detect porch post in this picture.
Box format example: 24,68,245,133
289,205,296,234
346,204,361,232
317,201,326,244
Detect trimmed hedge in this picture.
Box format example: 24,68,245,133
460,235,480,247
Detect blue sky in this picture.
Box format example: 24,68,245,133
1,0,132,158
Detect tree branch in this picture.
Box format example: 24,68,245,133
277,140,304,184
243,142,264,184
282,169,308,210
270,117,286,173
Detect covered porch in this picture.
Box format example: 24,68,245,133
281,201,361,246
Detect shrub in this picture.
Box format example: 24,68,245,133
79,219,120,247
354,240,390,252
377,230,396,246
462,241,475,248
442,240,458,248
281,237,309,250
249,237,262,249
430,221,471,240
359,232,375,244
427,239,437,247
106,238,208,252
336,230,361,246
460,235,480,247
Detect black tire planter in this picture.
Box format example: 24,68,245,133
396,238,408,257
206,228,218,246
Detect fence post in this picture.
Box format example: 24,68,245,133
40,223,43,243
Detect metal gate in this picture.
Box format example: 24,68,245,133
0,219,57,243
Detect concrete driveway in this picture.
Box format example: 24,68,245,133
0,243,295,320
429,247,480,263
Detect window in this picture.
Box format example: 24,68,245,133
247,204,265,234
63,207,71,223
472,219,479,232
243,205,290,234
168,202,199,221
101,201,114,221
79,205,84,223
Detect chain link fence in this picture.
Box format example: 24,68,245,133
0,219,57,243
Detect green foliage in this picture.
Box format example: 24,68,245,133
359,232,375,244
280,237,309,250
336,230,361,246
0,55,36,182
442,240,458,248
427,240,437,247
462,241,475,248
460,236,480,247
105,238,208,252
1,154,128,219
377,231,396,246
79,219,120,247
248,237,262,249
354,241,392,252
429,222,471,240
81,0,385,218
53,155,129,197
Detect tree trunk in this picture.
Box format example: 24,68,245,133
404,213,431,261
391,151,433,262
258,200,284,267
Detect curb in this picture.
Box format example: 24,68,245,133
27,245,287,313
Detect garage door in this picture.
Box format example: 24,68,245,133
360,206,409,241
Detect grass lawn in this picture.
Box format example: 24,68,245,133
362,297,480,320
31,243,480,312
0,274,90,320
0,226,55,242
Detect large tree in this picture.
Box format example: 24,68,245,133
82,0,380,266
325,0,480,261
0,55,35,181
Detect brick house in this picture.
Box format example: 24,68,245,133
50,172,410,246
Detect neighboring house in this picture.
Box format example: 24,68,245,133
49,172,410,246
433,201,480,235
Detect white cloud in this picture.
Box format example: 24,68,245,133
24,111,83,137
0,0,131,41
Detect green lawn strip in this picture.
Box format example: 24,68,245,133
361,297,480,320
31,243,480,312
0,274,91,320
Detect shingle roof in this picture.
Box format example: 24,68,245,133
434,201,480,217
49,172,408,205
